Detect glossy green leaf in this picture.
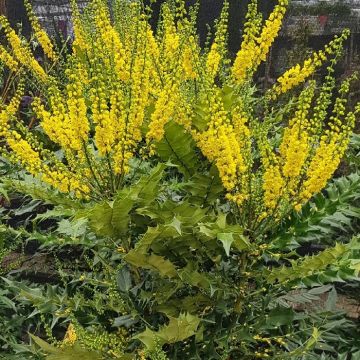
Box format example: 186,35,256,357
217,233,233,256
125,252,177,278
134,313,201,350
156,121,199,178
30,335,103,360
266,307,295,327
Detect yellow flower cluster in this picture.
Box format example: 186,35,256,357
232,104,251,144
70,0,89,55
194,89,248,204
93,0,129,82
0,15,47,81
231,0,262,85
257,76,357,216
63,323,77,345
5,128,88,198
197,122,245,192
281,122,309,179
206,44,222,80
182,40,197,80
279,84,315,196
0,80,88,198
0,45,18,72
33,72,89,154
228,103,252,204
0,0,356,218
297,80,356,206
146,80,180,148
147,28,161,91
24,0,57,61
232,0,288,84
91,84,120,156
7,132,42,173
0,82,23,136
114,34,152,174
272,29,350,97
205,0,229,81
242,0,263,47
162,5,180,65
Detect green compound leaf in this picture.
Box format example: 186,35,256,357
217,232,234,256
273,173,360,249
86,164,165,237
183,166,223,206
134,313,201,350
125,252,178,278
267,242,353,284
30,335,102,360
156,121,200,178
266,306,295,327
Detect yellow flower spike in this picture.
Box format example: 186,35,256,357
70,0,89,55
258,126,286,211
114,40,152,174
297,79,355,205
66,81,90,149
147,28,161,86
162,4,180,65
0,44,18,72
242,0,263,46
308,74,336,139
173,95,193,130
146,80,180,145
194,89,248,199
33,73,90,154
231,104,251,144
182,42,197,80
7,135,42,173
206,0,229,81
206,43,222,79
279,83,315,195
5,129,89,197
0,15,47,81
0,82,24,135
232,0,288,84
24,0,57,61
281,121,310,178
271,29,350,97
262,163,285,210
299,138,342,204
93,0,129,82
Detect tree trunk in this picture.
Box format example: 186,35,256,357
0,0,7,16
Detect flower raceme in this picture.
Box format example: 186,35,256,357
0,15,47,81
0,84,89,198
24,0,57,61
232,0,288,84
271,30,350,98
0,0,357,230
0,45,18,72
206,0,229,82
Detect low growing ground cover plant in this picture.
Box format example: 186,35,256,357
0,0,360,359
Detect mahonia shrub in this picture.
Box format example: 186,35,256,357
0,0,360,359
0,0,357,218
